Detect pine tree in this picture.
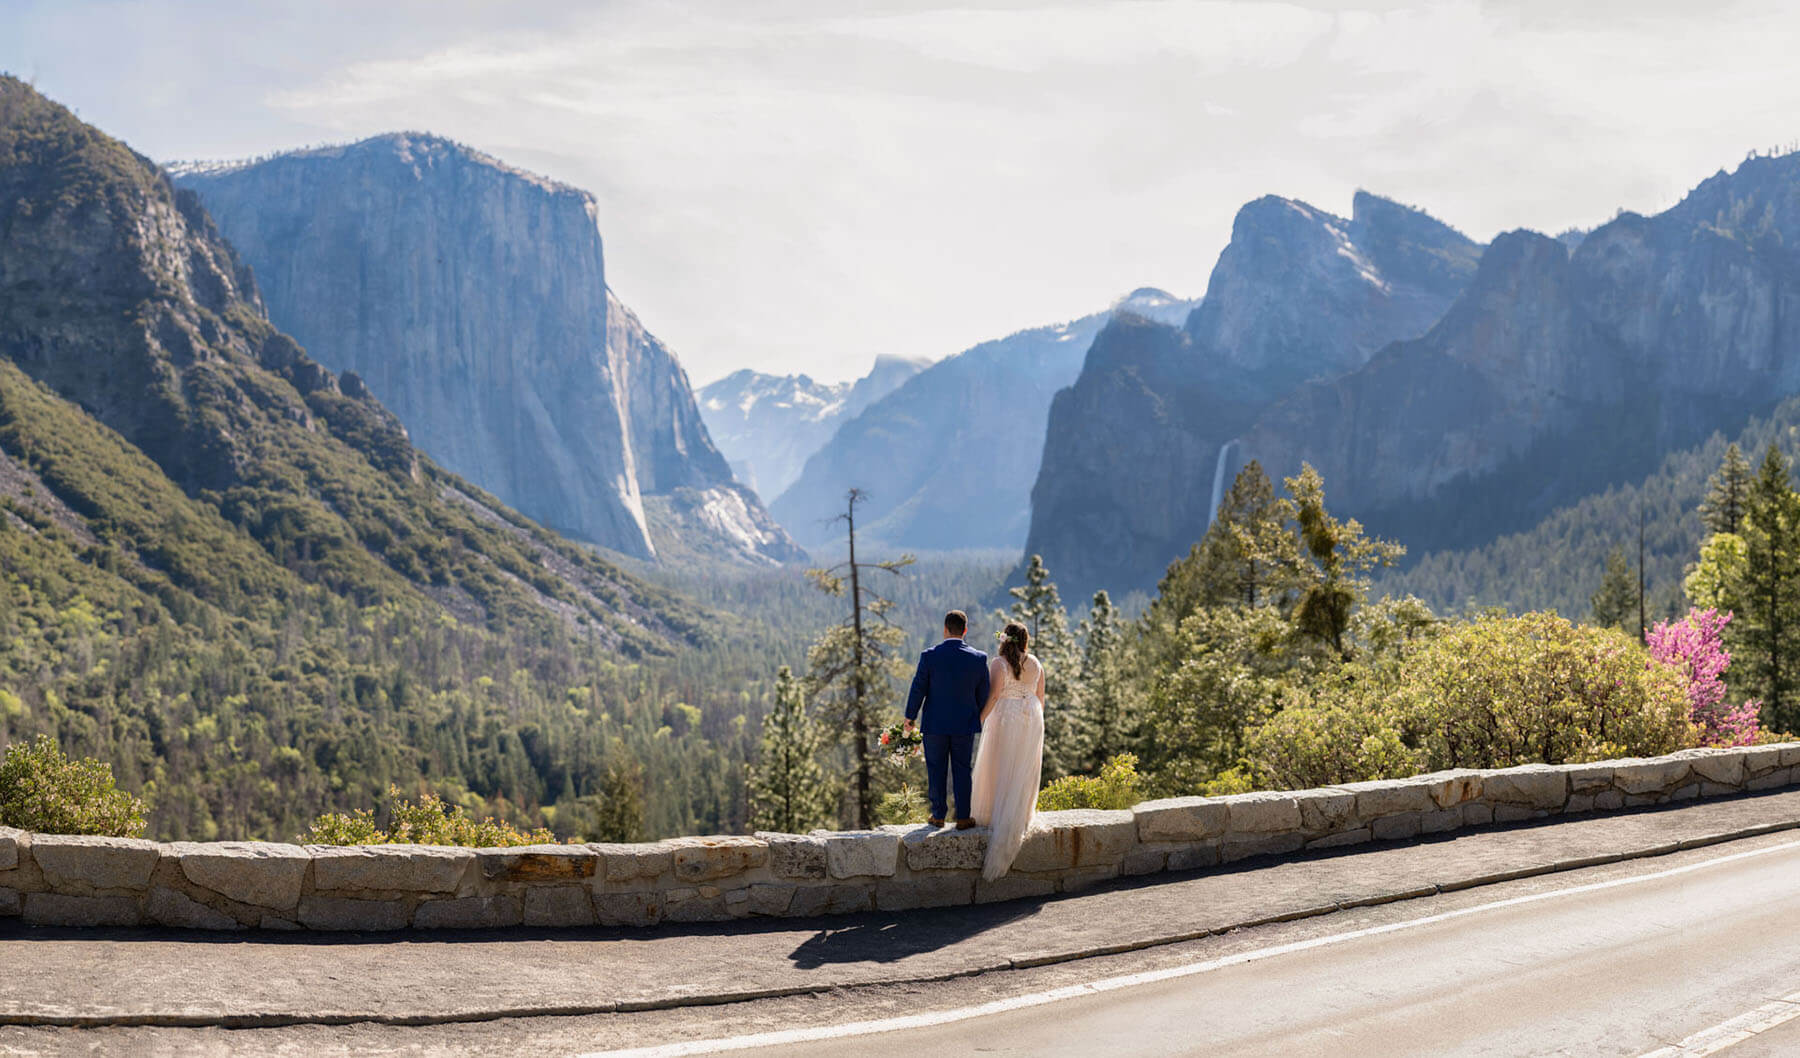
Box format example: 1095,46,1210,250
578,761,645,842
1591,546,1636,631
1287,464,1404,660
748,667,833,833
805,489,913,828
1701,443,1753,536
1069,590,1136,773
1739,444,1800,729
999,554,1081,776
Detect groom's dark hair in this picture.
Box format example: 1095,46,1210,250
944,610,968,636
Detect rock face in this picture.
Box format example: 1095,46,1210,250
774,289,1197,551
174,134,799,565
1243,154,1800,555
1023,194,1481,599
699,355,928,501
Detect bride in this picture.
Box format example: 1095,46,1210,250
970,621,1046,881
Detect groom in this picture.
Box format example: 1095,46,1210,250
904,610,990,829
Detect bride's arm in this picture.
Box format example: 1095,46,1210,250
1036,662,1047,707
979,659,1004,723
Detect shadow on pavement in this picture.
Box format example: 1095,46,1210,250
787,900,1043,969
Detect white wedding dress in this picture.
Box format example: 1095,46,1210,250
970,652,1045,881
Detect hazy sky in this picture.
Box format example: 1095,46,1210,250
9,0,1800,384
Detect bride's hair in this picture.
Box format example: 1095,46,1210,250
1000,621,1030,679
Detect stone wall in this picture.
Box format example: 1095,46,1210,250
4,744,1797,931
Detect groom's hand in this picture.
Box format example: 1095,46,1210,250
904,718,916,734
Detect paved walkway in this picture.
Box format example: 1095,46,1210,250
5,790,1800,1028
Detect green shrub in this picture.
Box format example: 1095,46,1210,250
874,783,930,825
302,787,556,847
1037,754,1147,811
0,735,148,837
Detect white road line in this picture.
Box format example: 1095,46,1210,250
576,836,1800,1058
1638,991,1800,1057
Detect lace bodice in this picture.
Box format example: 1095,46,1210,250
992,653,1042,700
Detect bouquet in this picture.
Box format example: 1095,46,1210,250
878,720,924,764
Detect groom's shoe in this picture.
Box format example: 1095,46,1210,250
928,817,945,828
955,818,976,830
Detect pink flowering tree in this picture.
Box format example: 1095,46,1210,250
1646,608,1761,747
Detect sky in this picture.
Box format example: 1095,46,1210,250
8,0,1800,385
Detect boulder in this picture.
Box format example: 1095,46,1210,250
901,826,988,871
32,835,161,891
297,894,412,931
814,831,900,879
148,887,241,930
523,887,596,927
414,895,524,930
1221,792,1303,833
1133,797,1228,842
308,845,471,893
476,845,598,883
173,841,309,911
667,836,767,883
756,833,828,880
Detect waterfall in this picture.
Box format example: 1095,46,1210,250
1207,439,1240,527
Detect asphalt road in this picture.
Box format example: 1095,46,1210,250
680,837,1800,1058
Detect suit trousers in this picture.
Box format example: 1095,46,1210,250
923,732,976,820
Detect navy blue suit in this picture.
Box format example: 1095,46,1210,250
905,637,991,821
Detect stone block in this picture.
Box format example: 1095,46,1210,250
1700,782,1740,798
1167,844,1221,871
1748,768,1794,791
1371,813,1422,842
23,893,141,927
975,875,1055,904
1563,764,1617,794
0,826,22,871
32,835,161,891
148,887,241,930
476,845,597,883
1462,802,1494,826
1336,779,1435,819
259,915,301,931
297,894,411,931
173,841,309,911
755,833,827,880
594,890,662,927
1612,758,1692,796
1220,792,1302,833
1221,832,1304,863
1566,793,1595,813
815,831,900,879
0,887,19,917
1307,828,1371,850
901,826,987,871
1593,789,1625,811
747,883,796,916
1133,797,1228,842
1120,848,1167,876
1058,866,1119,893
1293,789,1357,833
1778,744,1800,768
522,887,595,927
414,894,524,930
1426,770,1485,808
1742,746,1786,774
667,836,767,883
1670,783,1701,802
876,874,975,911
1493,804,1538,822
308,845,471,893
1686,752,1746,787
1022,810,1137,869
788,884,873,917
593,842,674,883
1480,765,1568,809
1420,808,1462,834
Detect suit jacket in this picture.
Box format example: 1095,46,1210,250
904,637,991,736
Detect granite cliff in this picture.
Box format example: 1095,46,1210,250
175,135,799,565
